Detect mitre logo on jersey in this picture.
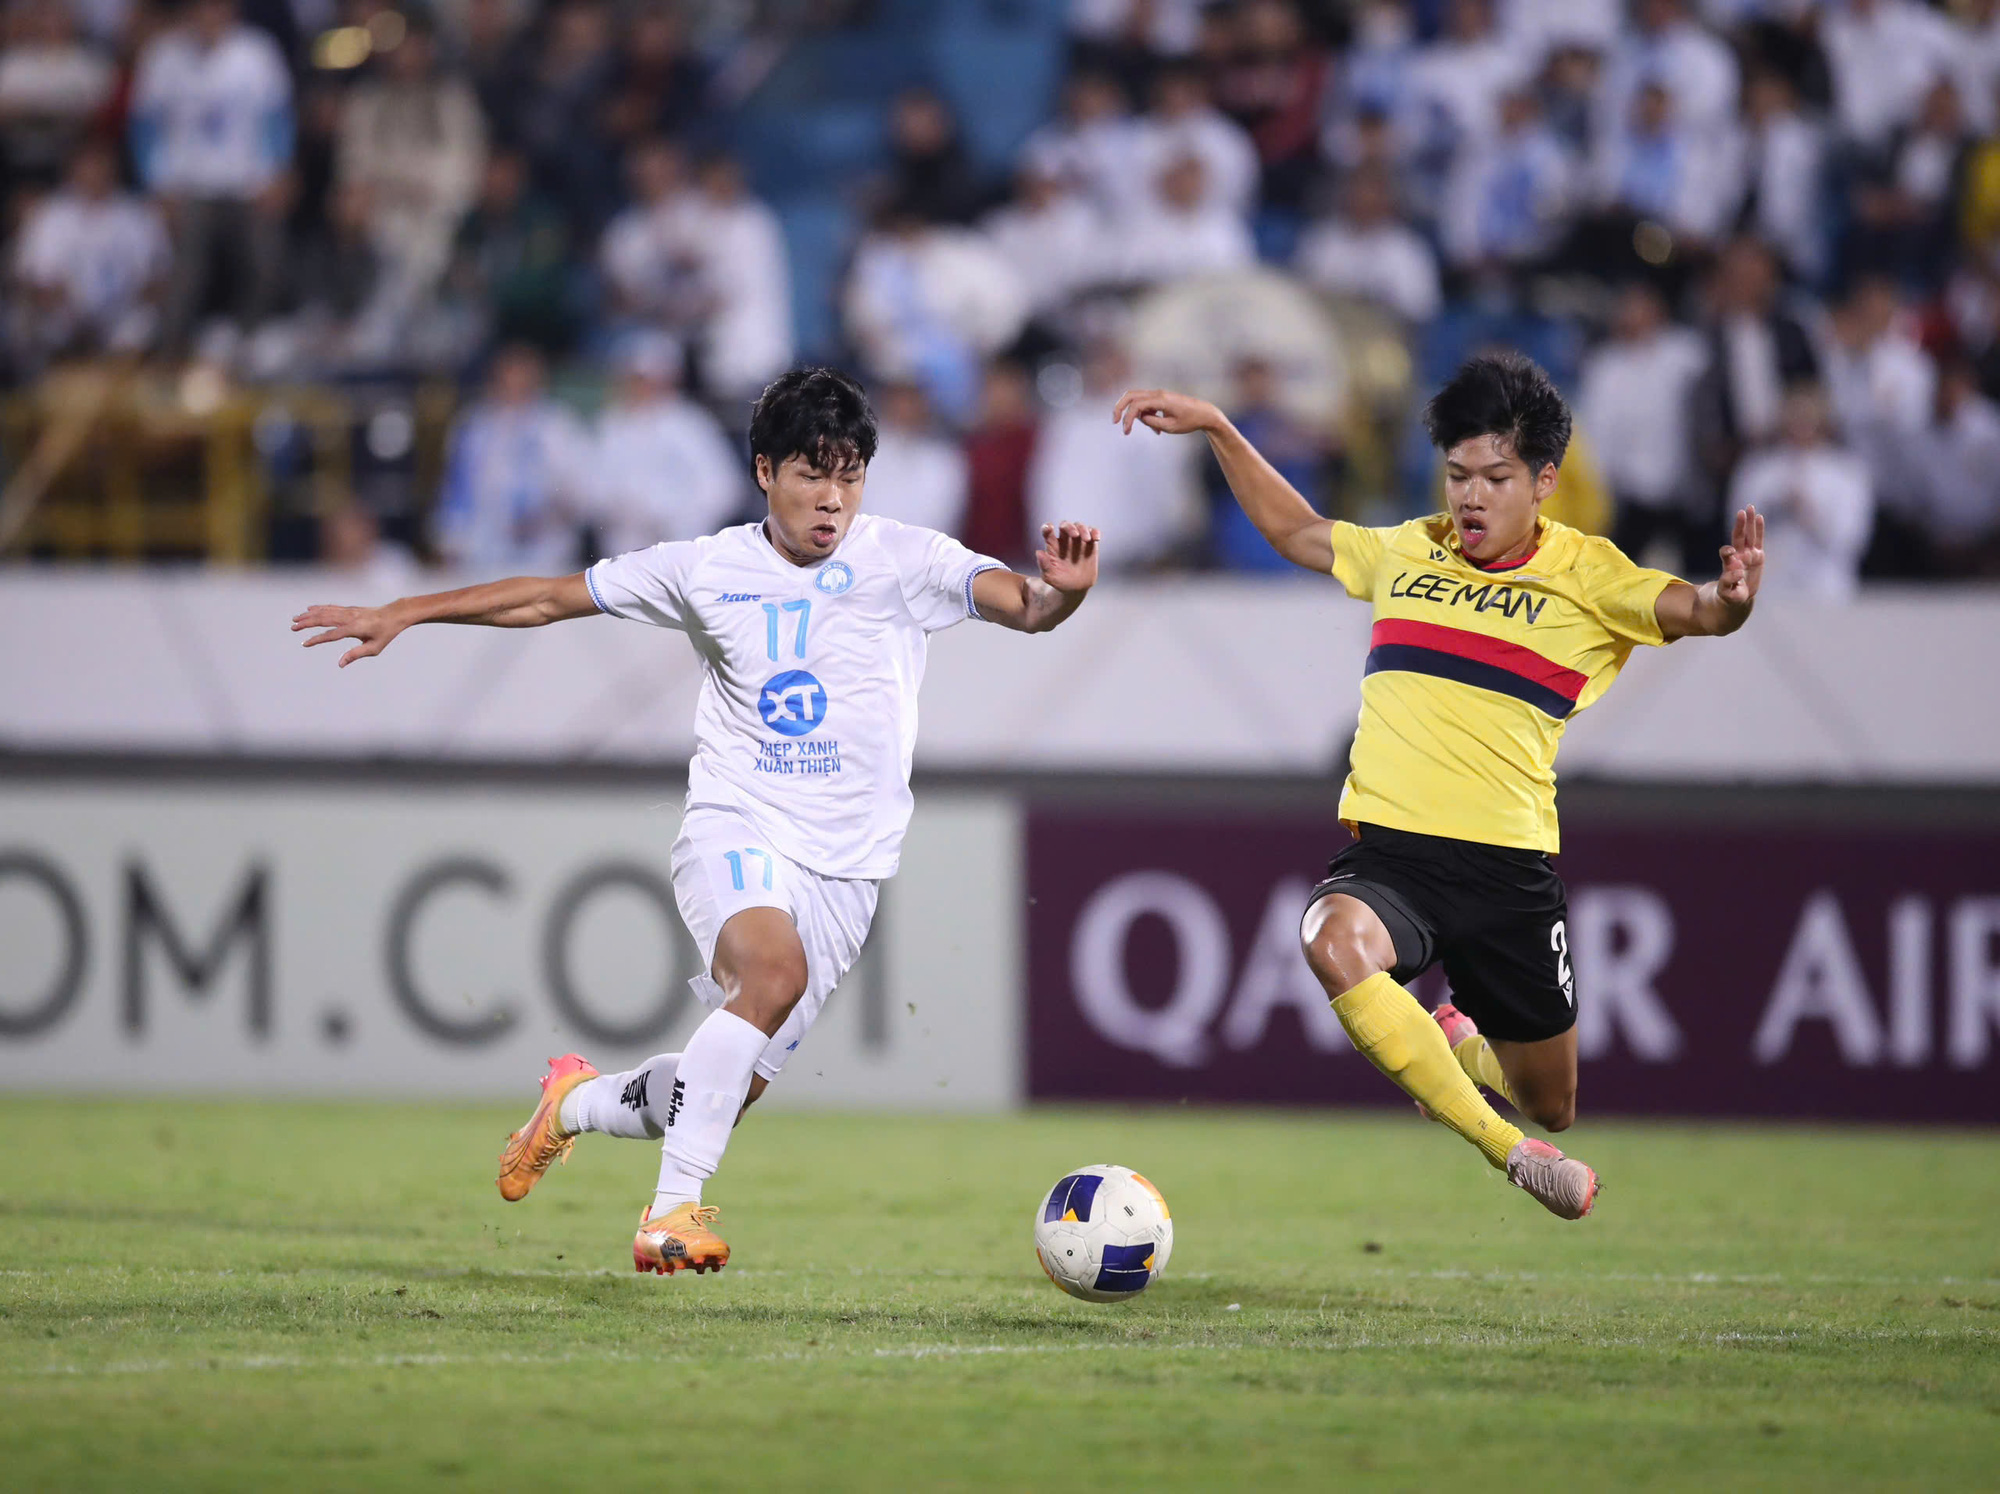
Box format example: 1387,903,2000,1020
759,670,829,736
814,561,855,595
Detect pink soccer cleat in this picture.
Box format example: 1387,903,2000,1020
1505,1137,1600,1220
1433,1002,1479,1049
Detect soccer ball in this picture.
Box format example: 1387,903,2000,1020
1033,1164,1173,1302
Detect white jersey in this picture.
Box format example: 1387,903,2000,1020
586,513,1005,879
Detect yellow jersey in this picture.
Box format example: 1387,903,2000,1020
1331,514,1681,853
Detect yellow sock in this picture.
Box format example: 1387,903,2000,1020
1454,1033,1520,1110
1332,972,1524,1170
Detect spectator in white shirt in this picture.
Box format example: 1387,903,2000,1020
599,138,700,328
1113,154,1257,286
1070,0,1203,62
587,332,744,557
1131,63,1260,216
1593,80,1743,250
1821,0,1959,151
1027,339,1200,569
1599,0,1740,140
435,343,592,575
1952,0,2000,134
336,15,486,304
130,0,293,357
860,380,971,537
1577,280,1711,569
682,153,795,404
1403,0,1535,164
1910,357,2000,575
1819,275,1936,519
1294,164,1441,325
845,203,1028,424
1441,87,1576,272
1727,384,1875,601
0,0,113,187
1019,69,1139,214
981,164,1110,319
1738,69,1829,284
9,138,168,366
1501,0,1621,55
1847,75,1971,292
321,502,427,598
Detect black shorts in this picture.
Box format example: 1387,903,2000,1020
1306,822,1575,1044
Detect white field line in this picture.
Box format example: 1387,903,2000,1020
10,1323,1999,1381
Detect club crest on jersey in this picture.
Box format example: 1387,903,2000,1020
814,561,855,595
758,670,829,736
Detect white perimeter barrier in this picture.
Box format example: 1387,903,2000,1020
0,784,1021,1108
4,570,1998,780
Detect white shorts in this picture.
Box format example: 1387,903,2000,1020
670,804,881,1082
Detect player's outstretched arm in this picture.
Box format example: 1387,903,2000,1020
1656,505,1765,640
291,572,599,667
1111,387,1334,573
973,521,1099,633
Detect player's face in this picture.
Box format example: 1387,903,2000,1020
758,451,865,563
1442,434,1556,564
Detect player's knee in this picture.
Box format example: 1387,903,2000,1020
723,950,807,1035
1302,906,1393,996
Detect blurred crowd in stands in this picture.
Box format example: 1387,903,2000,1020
6,0,2000,596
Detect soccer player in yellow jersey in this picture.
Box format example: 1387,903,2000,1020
1114,353,1765,1220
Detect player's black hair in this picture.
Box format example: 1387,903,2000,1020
748,366,879,474
1422,352,1572,474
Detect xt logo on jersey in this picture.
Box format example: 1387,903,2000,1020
717,592,764,603
758,669,829,736
664,1077,686,1127
620,1073,649,1111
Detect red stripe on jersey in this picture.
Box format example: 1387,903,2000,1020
1370,617,1588,702
1472,544,1539,572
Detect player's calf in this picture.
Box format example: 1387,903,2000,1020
1485,1031,1579,1133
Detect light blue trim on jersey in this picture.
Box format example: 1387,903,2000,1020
584,563,610,615
964,562,1006,620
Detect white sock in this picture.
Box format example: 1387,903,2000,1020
559,1054,682,1140
653,1009,768,1211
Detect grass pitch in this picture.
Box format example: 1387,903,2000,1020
2,1100,1996,1491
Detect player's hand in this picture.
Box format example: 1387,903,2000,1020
292,602,406,667
1036,521,1100,594
1111,388,1223,436
1717,505,1764,608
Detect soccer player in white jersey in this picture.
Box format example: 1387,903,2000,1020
293,368,1101,1274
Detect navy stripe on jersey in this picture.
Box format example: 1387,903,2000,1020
1365,643,1577,719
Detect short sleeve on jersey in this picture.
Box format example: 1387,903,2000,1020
877,519,1007,633
587,540,700,630
1331,520,1389,599
1578,536,1681,647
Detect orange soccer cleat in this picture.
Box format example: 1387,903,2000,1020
633,1202,731,1276
495,1053,598,1202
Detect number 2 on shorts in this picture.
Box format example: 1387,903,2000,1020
1551,919,1574,1006
723,848,774,892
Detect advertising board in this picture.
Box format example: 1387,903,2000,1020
0,785,1019,1108
1026,811,2000,1123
